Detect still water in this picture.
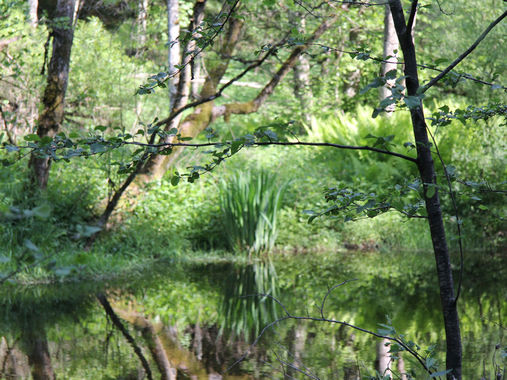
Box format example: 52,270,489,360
0,250,505,379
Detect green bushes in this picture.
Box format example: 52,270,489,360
219,171,286,256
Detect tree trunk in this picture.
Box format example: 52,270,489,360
29,0,38,26
137,0,149,55
286,324,307,378
21,329,55,380
167,0,180,109
28,0,77,189
289,12,312,124
388,1,462,379
375,338,391,377
379,4,398,111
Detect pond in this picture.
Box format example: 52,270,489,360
0,250,505,379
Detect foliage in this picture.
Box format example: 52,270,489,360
219,170,286,255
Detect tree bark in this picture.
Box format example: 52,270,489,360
379,4,398,110
289,12,312,124
28,0,77,189
21,329,55,380
29,0,38,26
167,0,180,109
136,0,149,55
388,1,462,379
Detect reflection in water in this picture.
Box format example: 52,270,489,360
0,251,505,379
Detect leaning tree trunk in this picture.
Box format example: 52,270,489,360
388,1,462,379
28,0,76,189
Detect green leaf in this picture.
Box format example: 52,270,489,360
478,205,488,210
171,176,180,186
404,95,421,109
385,69,397,80
94,125,107,132
90,142,107,154
426,186,436,198
24,134,40,142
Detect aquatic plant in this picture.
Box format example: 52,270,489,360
219,171,286,256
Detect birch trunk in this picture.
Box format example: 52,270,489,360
379,4,398,111
167,0,180,109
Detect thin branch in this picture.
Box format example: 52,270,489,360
426,127,464,305
155,45,279,129
226,290,432,376
120,140,418,163
96,293,153,380
406,0,418,33
309,44,506,90
423,10,507,92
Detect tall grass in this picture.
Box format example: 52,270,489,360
219,171,286,255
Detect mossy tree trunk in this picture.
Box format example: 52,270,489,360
28,0,77,189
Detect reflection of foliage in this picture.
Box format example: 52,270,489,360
219,171,286,255
220,260,279,339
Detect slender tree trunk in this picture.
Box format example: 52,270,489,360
379,4,398,111
28,0,77,189
289,12,313,124
167,0,180,109
375,338,391,377
29,0,38,26
137,0,149,55
388,1,462,379
286,324,307,378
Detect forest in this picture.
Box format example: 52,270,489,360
0,0,505,379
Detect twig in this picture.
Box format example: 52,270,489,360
426,127,464,304
96,293,153,380
227,289,432,376
423,10,507,92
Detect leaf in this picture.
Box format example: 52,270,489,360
385,69,397,80
171,176,180,186
90,142,107,154
491,83,502,90
478,205,488,210
426,186,436,198
404,95,421,109
24,134,40,142
430,369,452,378
94,125,107,132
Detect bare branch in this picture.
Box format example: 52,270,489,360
96,293,153,380
226,289,432,376
119,140,418,163
423,10,507,92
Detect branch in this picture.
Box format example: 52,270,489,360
227,288,432,376
423,10,507,92
309,44,506,89
120,140,417,163
406,0,418,34
96,293,153,380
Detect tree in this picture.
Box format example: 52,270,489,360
2,1,505,378
28,0,78,189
